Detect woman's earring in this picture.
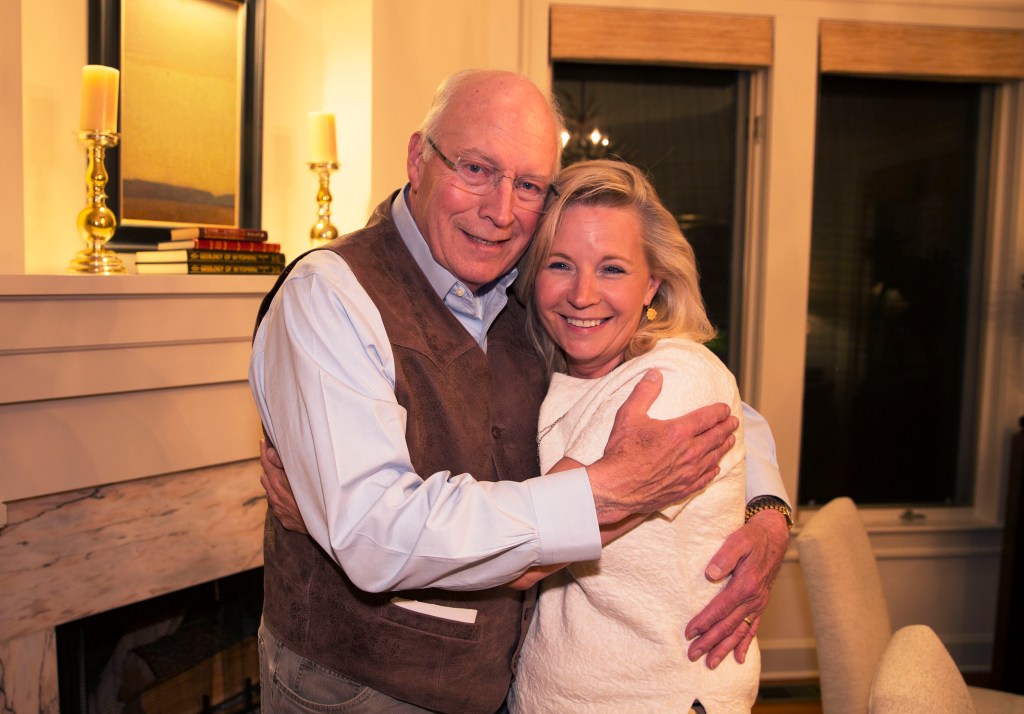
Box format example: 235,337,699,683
645,305,657,321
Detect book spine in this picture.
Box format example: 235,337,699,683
191,239,281,252
187,262,283,275
184,250,285,263
194,227,269,241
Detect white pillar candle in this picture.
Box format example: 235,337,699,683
308,111,338,164
80,65,120,133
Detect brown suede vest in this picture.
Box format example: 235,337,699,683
254,195,546,713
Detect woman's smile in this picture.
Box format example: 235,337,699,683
535,205,661,380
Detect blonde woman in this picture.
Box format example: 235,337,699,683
507,160,759,713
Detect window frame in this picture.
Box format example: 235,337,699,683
809,19,1024,521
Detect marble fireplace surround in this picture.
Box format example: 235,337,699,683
0,276,273,712
0,460,267,712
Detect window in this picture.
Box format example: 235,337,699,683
799,75,992,506
797,19,1024,508
548,6,772,378
553,63,750,370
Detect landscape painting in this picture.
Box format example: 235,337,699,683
119,0,243,225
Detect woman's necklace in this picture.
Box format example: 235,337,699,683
537,411,570,445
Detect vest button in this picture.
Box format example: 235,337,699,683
491,426,502,439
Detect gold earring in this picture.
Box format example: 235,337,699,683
645,305,657,321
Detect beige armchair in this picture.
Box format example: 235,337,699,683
869,624,975,713
796,497,891,714
796,496,1024,714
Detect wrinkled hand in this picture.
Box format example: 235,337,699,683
589,370,738,524
685,509,790,668
259,439,308,534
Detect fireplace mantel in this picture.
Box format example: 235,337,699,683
0,276,272,710
0,274,275,512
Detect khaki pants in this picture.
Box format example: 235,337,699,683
258,619,438,713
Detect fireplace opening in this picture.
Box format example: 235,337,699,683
56,568,263,714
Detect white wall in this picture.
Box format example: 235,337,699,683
260,0,375,255
0,0,24,272
369,0,524,203
18,0,88,274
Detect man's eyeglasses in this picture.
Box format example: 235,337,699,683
427,137,556,213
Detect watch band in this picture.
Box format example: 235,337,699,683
745,495,794,529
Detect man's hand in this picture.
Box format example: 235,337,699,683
684,508,790,668
259,439,308,534
588,369,738,524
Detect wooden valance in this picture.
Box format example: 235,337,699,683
821,20,1024,81
550,5,772,69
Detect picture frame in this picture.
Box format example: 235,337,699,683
88,0,264,229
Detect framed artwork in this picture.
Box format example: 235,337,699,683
88,0,264,228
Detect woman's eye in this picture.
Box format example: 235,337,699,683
602,265,626,275
545,261,570,271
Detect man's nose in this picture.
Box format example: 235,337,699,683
480,177,516,227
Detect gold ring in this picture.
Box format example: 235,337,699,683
743,617,754,627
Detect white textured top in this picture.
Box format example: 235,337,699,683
509,339,760,713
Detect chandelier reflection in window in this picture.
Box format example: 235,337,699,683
557,86,621,166
561,126,612,163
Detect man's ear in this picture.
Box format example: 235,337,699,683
407,132,425,191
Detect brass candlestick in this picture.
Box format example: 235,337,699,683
309,161,339,246
70,131,125,274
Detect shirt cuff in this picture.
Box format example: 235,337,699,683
746,449,792,508
524,467,602,565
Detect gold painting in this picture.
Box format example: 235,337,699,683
120,0,243,225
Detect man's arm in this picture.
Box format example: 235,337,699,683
252,252,595,592
252,252,736,593
260,381,788,668
586,370,736,525
685,403,792,669
742,403,788,503
506,455,650,590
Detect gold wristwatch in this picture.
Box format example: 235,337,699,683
745,495,794,530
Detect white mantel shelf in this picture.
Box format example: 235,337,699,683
0,273,278,296
0,273,271,510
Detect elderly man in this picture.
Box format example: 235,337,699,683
250,69,791,713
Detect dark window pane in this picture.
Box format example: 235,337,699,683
553,63,747,371
800,75,990,507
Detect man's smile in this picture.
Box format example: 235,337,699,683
461,227,506,247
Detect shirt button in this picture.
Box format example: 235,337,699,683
455,287,465,297
491,426,502,439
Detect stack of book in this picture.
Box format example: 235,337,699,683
116,226,286,275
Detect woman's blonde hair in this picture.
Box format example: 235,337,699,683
516,159,715,375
